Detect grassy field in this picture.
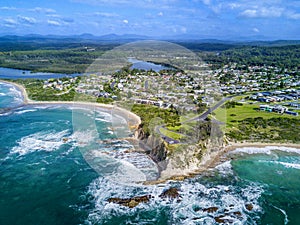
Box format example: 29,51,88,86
213,99,300,142
159,127,185,140
214,100,299,127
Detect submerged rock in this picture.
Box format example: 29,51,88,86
203,206,218,213
245,203,253,211
233,211,243,217
159,187,180,199
108,195,152,208
107,187,181,208
214,215,234,223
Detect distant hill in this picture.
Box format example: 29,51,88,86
0,33,300,51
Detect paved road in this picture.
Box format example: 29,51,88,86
184,96,232,123
154,96,233,144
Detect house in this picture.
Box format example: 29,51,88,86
285,111,299,116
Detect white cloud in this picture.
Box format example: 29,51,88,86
94,12,119,17
3,18,17,24
3,18,18,27
72,0,138,5
46,14,61,18
240,7,284,18
123,19,129,24
228,3,241,9
253,27,259,33
158,12,163,16
240,9,257,17
181,26,187,33
202,0,211,5
47,20,61,26
30,7,56,13
286,11,300,19
0,6,17,10
18,16,36,25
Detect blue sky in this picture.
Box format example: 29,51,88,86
0,0,299,39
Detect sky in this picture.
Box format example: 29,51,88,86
0,0,299,40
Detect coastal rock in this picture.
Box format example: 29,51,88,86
245,203,253,211
134,125,147,140
214,215,234,223
108,195,152,208
233,211,243,217
203,206,218,213
159,187,180,199
135,125,167,163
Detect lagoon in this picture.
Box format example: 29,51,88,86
0,67,80,79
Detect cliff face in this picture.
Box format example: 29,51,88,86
134,122,225,180
159,137,225,179
134,125,167,163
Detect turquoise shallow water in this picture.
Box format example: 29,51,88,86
0,82,23,108
1,82,300,225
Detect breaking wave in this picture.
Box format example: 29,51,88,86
84,177,263,225
11,129,71,156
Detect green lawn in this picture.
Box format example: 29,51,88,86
214,101,300,128
159,127,185,140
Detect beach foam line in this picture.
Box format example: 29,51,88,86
14,109,37,115
215,160,233,175
1,80,141,127
230,146,300,155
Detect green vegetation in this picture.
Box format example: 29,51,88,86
159,127,185,140
131,104,180,136
0,48,105,74
227,117,300,143
214,100,300,143
15,79,77,101
14,78,113,103
203,44,300,70
222,101,243,109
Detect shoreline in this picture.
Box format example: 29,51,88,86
208,141,300,168
0,79,141,127
151,141,300,184
2,79,300,183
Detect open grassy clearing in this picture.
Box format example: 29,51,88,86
214,101,300,132
159,127,185,140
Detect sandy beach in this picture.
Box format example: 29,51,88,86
0,79,141,127
2,79,300,182
154,141,300,183
208,141,300,168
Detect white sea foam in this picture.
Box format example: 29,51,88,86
279,162,300,169
0,111,12,116
0,92,6,96
231,146,300,155
114,114,127,124
84,177,263,225
11,129,70,156
14,109,37,115
215,161,233,175
69,130,98,147
106,130,114,134
95,117,110,123
8,86,23,103
85,144,159,183
264,161,300,170
272,205,289,225
33,105,50,109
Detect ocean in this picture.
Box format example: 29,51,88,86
1,81,300,225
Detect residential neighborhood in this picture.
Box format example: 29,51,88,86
42,60,300,117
